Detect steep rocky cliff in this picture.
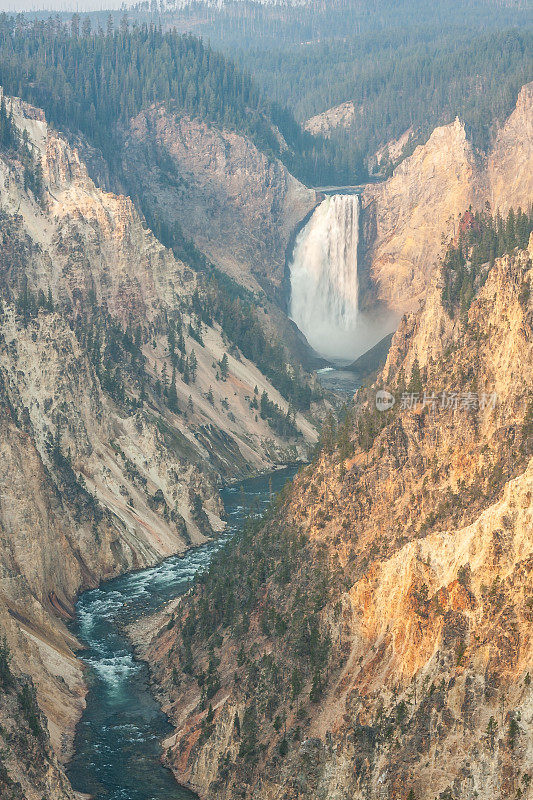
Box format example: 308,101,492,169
0,89,319,797
138,231,533,800
488,82,533,214
0,654,78,800
122,106,317,297
305,102,358,138
361,82,533,315
1,89,317,476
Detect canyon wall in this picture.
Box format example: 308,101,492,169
140,234,533,800
0,90,318,799
361,82,533,315
123,107,317,296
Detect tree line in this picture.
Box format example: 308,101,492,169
0,14,364,185
441,205,533,316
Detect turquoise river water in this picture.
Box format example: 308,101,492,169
67,466,298,800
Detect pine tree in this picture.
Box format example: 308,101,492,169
219,352,229,380
238,703,258,761
167,367,179,413
189,350,198,382
408,358,422,394
0,636,14,690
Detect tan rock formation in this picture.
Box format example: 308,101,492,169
373,126,414,167
0,105,190,325
488,82,533,213
362,82,533,315
305,101,358,137
141,240,533,800
0,89,318,797
362,118,481,312
123,107,317,293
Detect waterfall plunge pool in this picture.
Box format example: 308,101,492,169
67,467,299,800
289,193,396,365
290,194,361,362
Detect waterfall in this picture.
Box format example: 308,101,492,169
290,194,361,362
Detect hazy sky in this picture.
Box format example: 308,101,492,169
0,0,129,10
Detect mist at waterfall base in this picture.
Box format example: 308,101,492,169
290,194,393,364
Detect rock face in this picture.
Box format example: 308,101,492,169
0,90,318,798
140,235,533,800
0,662,79,800
373,126,413,167
123,107,317,295
305,101,358,137
0,111,188,325
488,82,533,214
361,83,533,314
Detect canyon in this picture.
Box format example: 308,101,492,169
138,231,533,800
78,82,533,365
0,66,531,800
0,89,319,800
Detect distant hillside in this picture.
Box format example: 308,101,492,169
117,0,533,175
0,16,363,186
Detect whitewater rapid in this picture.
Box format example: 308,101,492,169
290,194,360,362
67,468,298,800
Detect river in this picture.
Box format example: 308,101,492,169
67,466,299,800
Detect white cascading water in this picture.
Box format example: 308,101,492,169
290,194,361,362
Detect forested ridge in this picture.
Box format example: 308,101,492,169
120,0,533,174
0,14,361,185
249,27,533,161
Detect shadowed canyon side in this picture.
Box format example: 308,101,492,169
0,89,319,799
135,231,533,800
122,108,317,296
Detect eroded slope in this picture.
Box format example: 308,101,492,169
0,88,318,796
361,83,533,315
138,233,533,800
